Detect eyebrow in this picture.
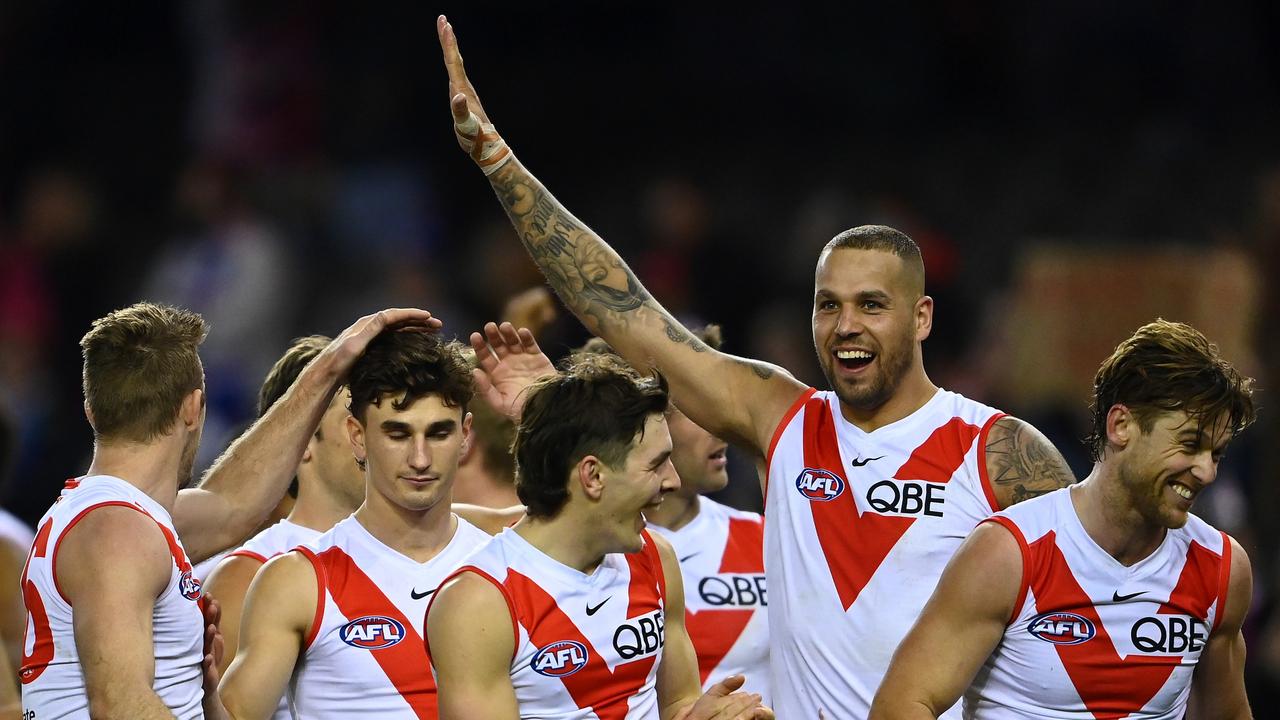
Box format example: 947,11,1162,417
649,449,672,470
379,419,458,434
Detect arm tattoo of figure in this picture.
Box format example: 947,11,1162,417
985,417,1076,508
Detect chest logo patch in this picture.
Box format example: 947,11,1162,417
531,640,589,677
339,615,405,649
1028,611,1096,645
178,570,202,601
795,468,845,501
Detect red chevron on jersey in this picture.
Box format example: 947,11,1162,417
718,517,764,574
311,546,436,719
804,395,980,610
505,564,661,720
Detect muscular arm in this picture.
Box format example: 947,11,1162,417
202,555,266,674
984,416,1076,510
1187,535,1253,719
870,522,1022,719
427,573,520,720
57,507,176,719
174,308,439,563
219,553,317,720
437,18,804,458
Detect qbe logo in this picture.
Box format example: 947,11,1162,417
531,640,589,677
795,468,845,501
339,615,405,649
1027,611,1096,645
178,570,202,601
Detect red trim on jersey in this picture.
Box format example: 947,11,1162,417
20,518,53,586
684,515,764,684
633,530,667,605
227,549,270,564
976,413,1007,512
980,516,1029,625
1213,533,1232,633
1025,531,1183,717
718,516,765,574
312,545,438,719
293,547,327,651
765,387,817,500
427,566,520,663
51,501,157,605
505,569,661,720
804,400,979,610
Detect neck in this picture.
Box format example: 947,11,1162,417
644,491,700,531
288,472,360,533
514,512,612,575
838,367,938,433
86,438,183,513
450,469,520,509
353,492,457,563
1070,466,1166,566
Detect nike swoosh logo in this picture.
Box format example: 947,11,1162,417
850,456,884,467
585,597,610,616
678,552,700,563
411,588,436,600
1112,590,1146,602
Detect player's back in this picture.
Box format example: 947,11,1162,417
765,388,1003,719
21,475,205,719
966,488,1229,718
290,514,488,719
438,527,667,720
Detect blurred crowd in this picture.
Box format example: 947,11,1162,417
1,0,1278,705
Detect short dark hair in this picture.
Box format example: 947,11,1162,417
81,302,208,442
1087,319,1256,461
822,224,925,294
347,330,474,424
259,335,332,498
513,353,670,519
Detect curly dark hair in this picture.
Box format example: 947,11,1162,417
1086,319,1256,461
513,353,670,519
347,330,474,423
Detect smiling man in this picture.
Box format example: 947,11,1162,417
871,320,1256,719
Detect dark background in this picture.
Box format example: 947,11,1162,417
2,0,1278,704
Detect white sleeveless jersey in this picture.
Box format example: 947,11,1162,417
765,388,1004,719
436,528,668,720
646,497,769,701
965,488,1230,718
217,518,322,720
21,475,205,719
290,514,489,719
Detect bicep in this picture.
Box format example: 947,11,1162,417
428,575,519,720
219,555,313,720
985,416,1076,510
173,488,237,564
650,535,702,718
202,555,263,674
1188,537,1252,719
871,523,1021,717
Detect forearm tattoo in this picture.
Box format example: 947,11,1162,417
985,417,1076,508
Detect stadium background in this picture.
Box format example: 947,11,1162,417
1,0,1278,705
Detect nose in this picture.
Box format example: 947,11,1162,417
661,460,681,494
409,437,432,472
1190,449,1217,486
835,305,864,337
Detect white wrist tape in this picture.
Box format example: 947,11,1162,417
455,113,512,176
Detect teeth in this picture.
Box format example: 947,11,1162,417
836,350,872,360
1171,484,1192,500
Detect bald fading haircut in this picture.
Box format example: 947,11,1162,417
80,302,208,442
1086,319,1256,461
823,225,926,297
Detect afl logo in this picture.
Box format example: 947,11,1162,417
1028,611,1096,645
795,468,845,501
530,640,589,677
178,570,202,601
339,616,405,649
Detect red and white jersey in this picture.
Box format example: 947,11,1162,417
290,514,488,719
646,497,769,701
965,488,1230,719
437,528,668,720
21,475,205,719
765,388,1004,719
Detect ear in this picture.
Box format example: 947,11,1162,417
346,415,367,468
84,400,96,431
179,388,204,430
576,455,606,502
459,412,475,460
1106,404,1135,451
914,295,934,342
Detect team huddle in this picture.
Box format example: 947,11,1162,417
15,14,1257,720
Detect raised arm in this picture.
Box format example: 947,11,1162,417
869,521,1021,719
174,308,440,563
1186,535,1253,720
427,572,521,720
436,16,804,456
984,416,1076,510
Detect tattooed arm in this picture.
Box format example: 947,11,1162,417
436,16,805,456
984,416,1076,510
